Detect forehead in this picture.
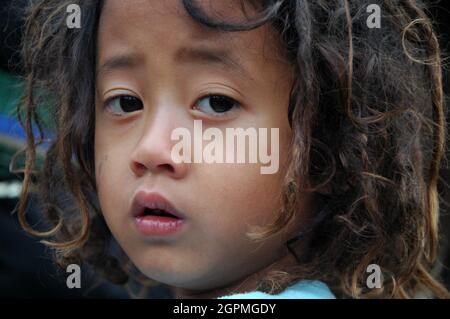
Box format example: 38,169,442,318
96,0,290,76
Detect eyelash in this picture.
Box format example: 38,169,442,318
103,95,144,116
192,94,242,118
103,93,242,118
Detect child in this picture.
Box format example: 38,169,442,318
15,0,449,298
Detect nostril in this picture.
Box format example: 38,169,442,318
132,161,147,174
137,162,146,170
157,163,175,173
131,161,175,175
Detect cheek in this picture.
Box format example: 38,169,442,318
194,136,289,241
94,125,129,219
226,130,287,210
186,163,289,277
208,165,285,223
94,125,110,194
94,141,135,245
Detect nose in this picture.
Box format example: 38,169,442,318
129,109,188,179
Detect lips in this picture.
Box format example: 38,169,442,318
131,191,186,236
131,191,185,220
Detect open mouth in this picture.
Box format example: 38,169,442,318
142,207,180,219
131,191,185,236
131,191,185,220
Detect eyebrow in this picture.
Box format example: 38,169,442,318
96,53,143,79
96,47,254,82
174,46,254,82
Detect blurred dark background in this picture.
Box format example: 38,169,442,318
0,0,449,298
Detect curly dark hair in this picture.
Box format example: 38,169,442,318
14,0,450,298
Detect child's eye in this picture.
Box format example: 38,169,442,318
193,95,241,116
104,95,144,115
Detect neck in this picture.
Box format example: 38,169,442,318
173,251,299,299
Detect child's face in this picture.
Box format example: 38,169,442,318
94,0,307,294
